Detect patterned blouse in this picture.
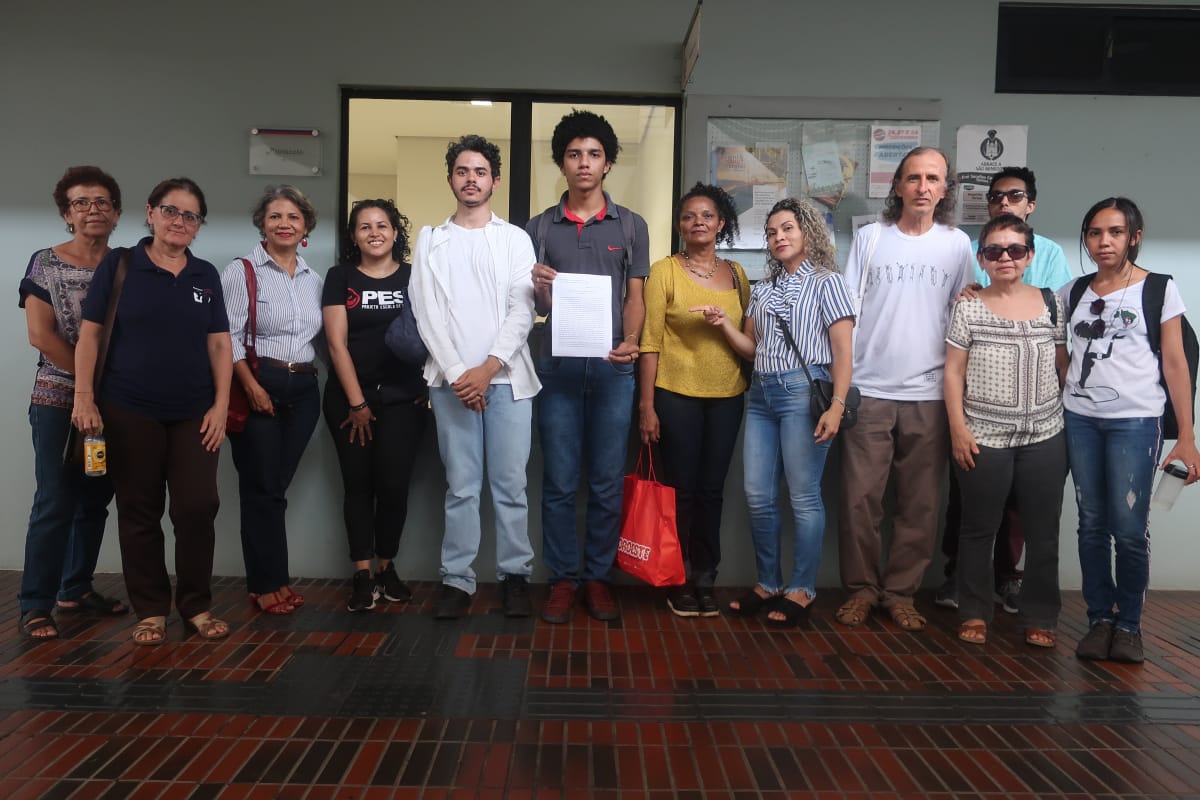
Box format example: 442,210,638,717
945,294,1066,448
18,248,99,409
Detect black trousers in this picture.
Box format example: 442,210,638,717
101,402,220,620
228,363,320,594
653,388,744,587
323,380,427,563
953,432,1067,628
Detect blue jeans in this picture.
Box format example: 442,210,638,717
742,369,832,597
227,364,320,594
537,355,635,584
430,384,534,594
20,404,114,614
1064,410,1161,634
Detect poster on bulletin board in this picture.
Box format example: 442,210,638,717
707,117,939,277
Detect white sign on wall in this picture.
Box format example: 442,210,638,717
956,124,1028,224
249,128,322,176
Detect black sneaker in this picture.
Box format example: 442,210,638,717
375,562,412,603
347,569,377,612
667,585,700,618
1108,629,1145,663
934,576,959,610
434,584,472,620
695,585,720,617
995,578,1021,614
501,575,532,618
1075,620,1114,660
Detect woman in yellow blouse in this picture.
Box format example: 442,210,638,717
638,183,750,617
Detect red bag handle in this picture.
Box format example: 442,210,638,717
634,444,658,482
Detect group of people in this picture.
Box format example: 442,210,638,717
18,116,1198,664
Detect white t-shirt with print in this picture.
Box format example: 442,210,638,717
1060,276,1185,419
843,221,974,400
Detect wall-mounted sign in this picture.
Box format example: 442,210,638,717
249,128,322,176
956,124,1028,224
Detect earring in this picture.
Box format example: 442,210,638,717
301,236,308,248
66,222,75,234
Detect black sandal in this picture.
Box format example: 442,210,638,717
727,588,777,617
57,591,128,616
766,597,811,628
19,609,59,640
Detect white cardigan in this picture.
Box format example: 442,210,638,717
410,213,541,400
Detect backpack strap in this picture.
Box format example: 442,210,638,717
1040,287,1057,326
615,203,636,275
535,209,552,264
1142,272,1170,357
1067,272,1097,321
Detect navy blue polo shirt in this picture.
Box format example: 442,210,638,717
82,237,229,420
526,190,650,347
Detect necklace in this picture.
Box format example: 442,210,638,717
682,251,719,280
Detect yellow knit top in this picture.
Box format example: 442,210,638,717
640,254,750,398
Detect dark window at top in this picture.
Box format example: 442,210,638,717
997,4,1200,97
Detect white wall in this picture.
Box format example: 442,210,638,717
2,0,1196,589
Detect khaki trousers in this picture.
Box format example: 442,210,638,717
838,397,948,608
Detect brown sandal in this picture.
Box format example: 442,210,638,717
958,619,987,645
1025,628,1056,648
185,613,230,640
888,603,927,631
132,617,167,647
835,597,874,628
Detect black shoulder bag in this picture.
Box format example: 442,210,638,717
774,312,861,430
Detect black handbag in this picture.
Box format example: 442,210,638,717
384,287,429,366
774,313,860,429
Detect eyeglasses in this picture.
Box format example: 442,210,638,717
986,189,1028,204
158,204,205,227
1074,298,1107,340
69,197,114,212
980,244,1032,261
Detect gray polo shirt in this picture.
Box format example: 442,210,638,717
526,191,650,349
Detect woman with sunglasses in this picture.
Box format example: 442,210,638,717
944,214,1067,648
73,177,233,646
1063,197,1199,663
17,166,128,640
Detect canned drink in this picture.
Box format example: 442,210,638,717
84,434,107,477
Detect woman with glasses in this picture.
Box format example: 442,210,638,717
17,166,128,640
944,214,1067,649
221,186,323,615
1063,197,1199,663
72,177,233,646
696,197,855,627
322,200,428,613
638,183,749,618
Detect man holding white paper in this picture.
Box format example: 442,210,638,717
527,109,650,624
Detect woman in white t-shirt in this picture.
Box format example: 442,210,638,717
1063,197,1199,664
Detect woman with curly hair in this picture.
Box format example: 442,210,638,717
696,198,855,627
322,200,428,612
18,166,127,639
638,183,750,617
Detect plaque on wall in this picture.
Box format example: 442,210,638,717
249,128,322,176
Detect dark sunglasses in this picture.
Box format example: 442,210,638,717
980,244,1032,261
1074,299,1107,340
986,189,1028,204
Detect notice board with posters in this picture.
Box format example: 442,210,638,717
684,96,942,279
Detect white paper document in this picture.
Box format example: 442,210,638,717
551,273,613,358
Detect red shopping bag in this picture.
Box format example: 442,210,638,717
617,447,686,587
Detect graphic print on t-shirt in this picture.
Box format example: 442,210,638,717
1072,301,1138,404
864,260,960,292
345,287,403,311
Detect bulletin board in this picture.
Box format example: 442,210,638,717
684,96,942,278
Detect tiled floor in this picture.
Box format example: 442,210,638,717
3,571,1200,798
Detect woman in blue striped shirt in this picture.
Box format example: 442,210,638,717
695,198,856,626
221,186,324,615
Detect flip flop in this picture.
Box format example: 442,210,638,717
766,597,811,628
958,619,987,645
19,609,59,640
